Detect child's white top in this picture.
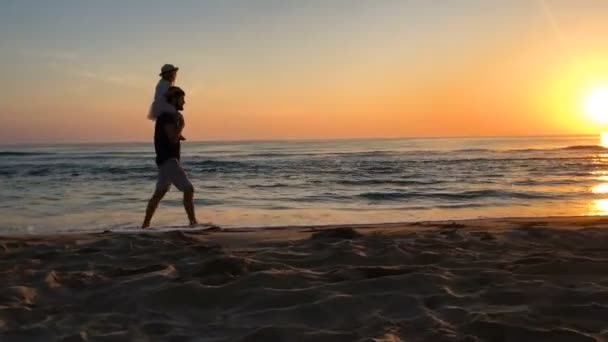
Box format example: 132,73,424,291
147,79,176,120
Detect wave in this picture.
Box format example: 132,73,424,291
185,160,250,169
452,149,492,153
435,203,488,209
337,179,443,186
26,168,52,176
97,166,153,175
508,145,607,153
240,153,298,158
249,183,291,188
284,189,561,203
511,179,583,186
0,151,54,156
359,189,557,201
560,145,607,151
237,145,606,157
418,156,592,164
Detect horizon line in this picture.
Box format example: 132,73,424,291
0,133,601,147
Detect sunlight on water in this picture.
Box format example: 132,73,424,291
591,154,608,212
591,198,608,215
594,175,608,181
591,135,608,215
601,132,608,147
592,183,608,194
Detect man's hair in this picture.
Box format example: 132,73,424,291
165,86,186,102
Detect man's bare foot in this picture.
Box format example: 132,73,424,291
141,222,150,229
188,221,199,227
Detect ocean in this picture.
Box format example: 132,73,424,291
1,136,607,234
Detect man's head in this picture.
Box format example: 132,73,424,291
159,64,178,82
165,86,186,111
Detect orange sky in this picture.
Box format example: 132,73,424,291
2,1,608,143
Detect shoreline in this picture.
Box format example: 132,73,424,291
3,214,608,239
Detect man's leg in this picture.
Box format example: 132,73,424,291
168,159,198,226
183,189,198,226
142,164,171,229
141,189,167,228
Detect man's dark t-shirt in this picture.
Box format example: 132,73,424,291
154,112,181,166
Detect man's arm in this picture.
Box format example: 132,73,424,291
176,113,186,141
177,113,185,129
164,122,183,144
160,114,183,144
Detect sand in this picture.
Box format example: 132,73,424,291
1,216,608,341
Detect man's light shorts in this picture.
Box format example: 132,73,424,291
156,158,193,193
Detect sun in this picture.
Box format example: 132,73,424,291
584,87,608,124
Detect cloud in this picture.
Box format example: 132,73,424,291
41,59,146,88
17,48,80,62
16,48,146,88
76,70,144,88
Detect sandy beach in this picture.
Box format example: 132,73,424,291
1,216,608,341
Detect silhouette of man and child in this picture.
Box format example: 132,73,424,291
141,64,199,229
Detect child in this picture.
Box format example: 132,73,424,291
148,64,185,139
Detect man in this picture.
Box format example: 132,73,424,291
142,86,198,228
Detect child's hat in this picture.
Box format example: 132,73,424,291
159,64,179,76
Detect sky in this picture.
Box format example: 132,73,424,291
2,0,608,143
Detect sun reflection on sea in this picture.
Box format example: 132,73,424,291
591,172,608,214
592,183,608,194
591,198,608,215
602,132,608,148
